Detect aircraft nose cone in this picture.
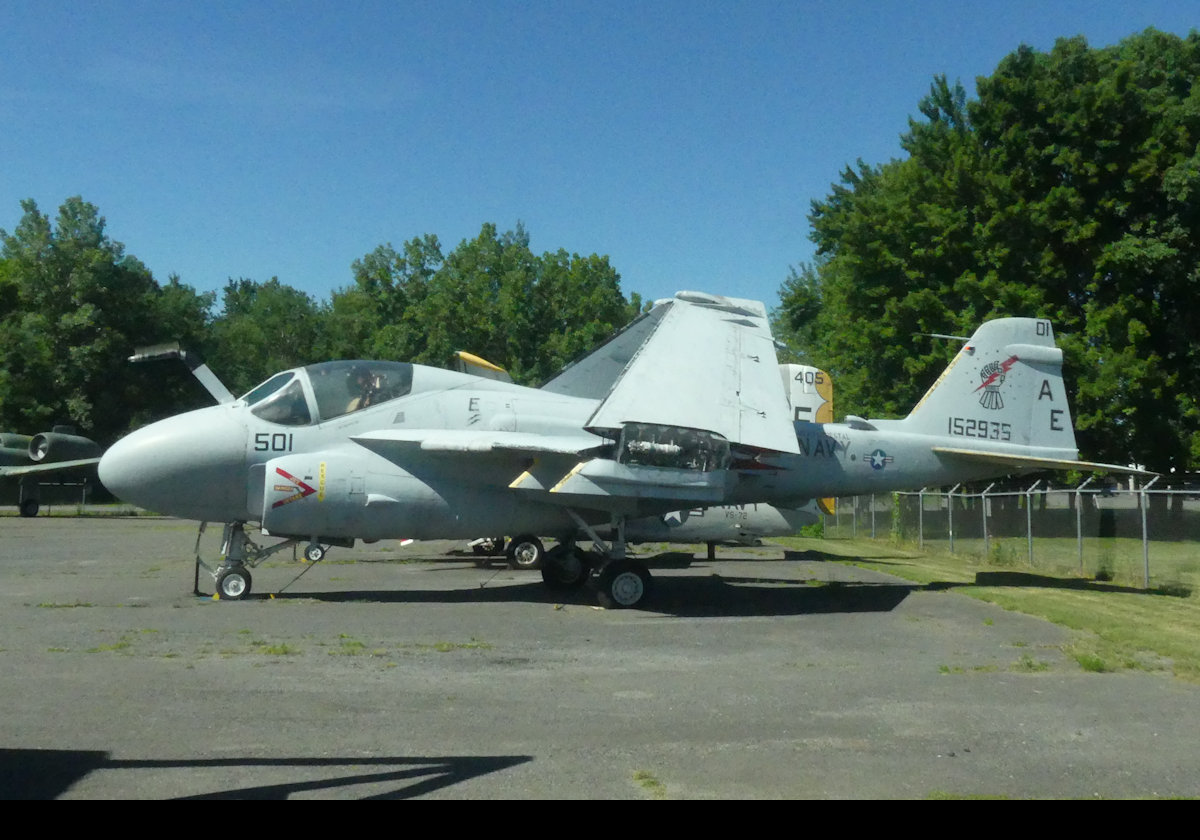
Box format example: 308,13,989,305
100,406,247,520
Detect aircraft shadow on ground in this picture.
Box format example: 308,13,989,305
212,549,1176,615
245,554,920,618
0,748,531,800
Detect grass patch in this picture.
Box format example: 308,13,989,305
87,637,132,653
632,769,667,799
1074,653,1110,673
1012,653,1050,672
775,534,1200,682
429,639,491,653
253,642,300,656
330,635,369,656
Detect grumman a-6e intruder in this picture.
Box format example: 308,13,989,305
99,291,1124,608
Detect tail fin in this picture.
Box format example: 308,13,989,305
903,318,1078,458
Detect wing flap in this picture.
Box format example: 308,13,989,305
353,429,608,457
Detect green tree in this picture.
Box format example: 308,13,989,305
0,197,213,441
794,29,1200,471
330,223,638,384
207,277,326,396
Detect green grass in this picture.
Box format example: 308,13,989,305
252,641,299,656
906,535,1196,594
775,535,1200,682
632,769,667,799
87,637,132,653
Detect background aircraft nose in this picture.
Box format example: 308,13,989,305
99,407,247,520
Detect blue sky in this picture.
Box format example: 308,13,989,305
2,1,1196,311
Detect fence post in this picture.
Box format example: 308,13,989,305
980,483,995,561
1140,476,1159,589
1075,475,1094,575
918,488,926,550
1025,479,1042,567
947,484,961,554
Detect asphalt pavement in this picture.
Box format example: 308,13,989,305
1,515,1197,799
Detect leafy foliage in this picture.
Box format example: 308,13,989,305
1,200,639,441
785,29,1200,470
0,198,214,441
208,278,326,396
325,222,639,385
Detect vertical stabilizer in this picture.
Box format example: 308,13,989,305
902,318,1078,458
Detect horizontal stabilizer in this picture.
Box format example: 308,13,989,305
932,447,1154,476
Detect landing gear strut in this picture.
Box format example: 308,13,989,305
18,480,39,517
550,511,654,609
196,521,316,600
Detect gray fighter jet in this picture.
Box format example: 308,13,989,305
99,291,1125,608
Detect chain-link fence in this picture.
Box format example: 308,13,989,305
826,478,1200,591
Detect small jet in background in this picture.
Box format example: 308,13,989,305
1,427,102,517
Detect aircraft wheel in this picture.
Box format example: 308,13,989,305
506,535,544,570
540,545,589,590
304,543,326,563
18,498,39,518
596,559,652,609
216,567,252,600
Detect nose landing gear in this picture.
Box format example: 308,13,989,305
196,522,332,600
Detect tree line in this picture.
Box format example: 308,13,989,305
777,28,1200,473
0,200,641,444
3,29,1196,473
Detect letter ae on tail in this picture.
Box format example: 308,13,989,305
904,318,1079,461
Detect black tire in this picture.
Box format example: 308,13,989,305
540,544,590,590
506,535,544,570
595,559,652,609
216,567,252,600
18,498,39,518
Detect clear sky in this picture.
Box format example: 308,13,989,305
2,1,1196,311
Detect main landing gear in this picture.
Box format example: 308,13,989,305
542,513,654,609
197,521,333,600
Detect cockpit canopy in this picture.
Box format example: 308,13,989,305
243,361,415,426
